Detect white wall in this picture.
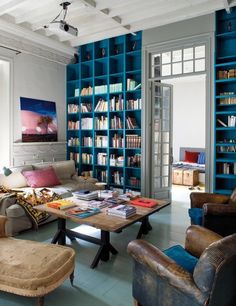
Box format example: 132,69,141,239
166,75,206,161
0,60,10,168
13,53,66,142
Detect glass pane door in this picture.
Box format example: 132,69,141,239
151,82,172,200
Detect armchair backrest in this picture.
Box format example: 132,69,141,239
193,234,236,306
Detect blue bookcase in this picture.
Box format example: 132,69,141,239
66,31,142,192
215,8,236,195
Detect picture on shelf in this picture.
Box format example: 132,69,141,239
20,97,58,142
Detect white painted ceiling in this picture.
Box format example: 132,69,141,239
0,0,235,57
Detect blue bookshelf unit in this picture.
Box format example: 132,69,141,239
66,31,142,192
215,8,236,195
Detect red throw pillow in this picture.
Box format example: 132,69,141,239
22,167,61,188
184,151,199,163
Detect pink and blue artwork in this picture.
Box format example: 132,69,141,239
20,97,58,142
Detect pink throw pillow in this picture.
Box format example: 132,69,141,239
22,167,61,188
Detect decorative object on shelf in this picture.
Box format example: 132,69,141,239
227,21,232,32
86,51,90,60
132,41,136,51
114,45,119,54
101,48,106,57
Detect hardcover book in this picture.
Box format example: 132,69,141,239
46,199,76,210
65,207,100,218
129,197,159,208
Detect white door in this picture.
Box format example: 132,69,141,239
150,81,173,200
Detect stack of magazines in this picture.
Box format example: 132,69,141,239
107,204,136,219
103,197,127,206
88,200,110,209
73,190,98,201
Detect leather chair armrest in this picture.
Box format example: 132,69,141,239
190,192,229,208
185,225,222,258
127,240,206,304
0,215,7,237
203,203,236,216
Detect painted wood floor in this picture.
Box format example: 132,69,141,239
0,185,199,306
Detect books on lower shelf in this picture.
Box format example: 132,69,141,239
126,135,141,148
65,206,100,218
126,116,139,129
107,204,136,218
46,199,76,210
94,98,108,111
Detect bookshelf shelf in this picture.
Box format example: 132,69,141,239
215,8,236,194
66,31,142,191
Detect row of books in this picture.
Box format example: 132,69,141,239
68,120,79,130
70,153,79,163
110,95,124,111
126,99,142,110
94,116,108,130
94,85,108,94
112,134,124,148
81,103,92,112
218,69,236,79
68,137,80,146
111,116,123,129
127,154,141,167
126,135,141,148
217,145,236,152
82,153,93,164
128,177,141,188
112,171,124,185
97,152,108,165
127,79,141,91
217,116,236,127
96,169,108,182
110,82,122,92
68,104,79,114
218,162,236,175
81,117,93,129
94,99,108,112
83,136,93,147
95,135,108,147
81,86,93,96
126,116,139,129
110,155,124,167
219,92,236,105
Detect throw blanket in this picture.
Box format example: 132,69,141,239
0,186,61,228
16,188,61,228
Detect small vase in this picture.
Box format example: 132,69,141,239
101,48,105,57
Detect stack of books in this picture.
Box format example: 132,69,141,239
65,207,100,218
88,200,110,209
107,204,136,219
73,190,98,201
46,199,76,210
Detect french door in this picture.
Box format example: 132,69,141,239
143,81,173,201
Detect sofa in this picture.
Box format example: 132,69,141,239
0,160,98,236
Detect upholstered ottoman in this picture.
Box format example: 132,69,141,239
0,216,75,306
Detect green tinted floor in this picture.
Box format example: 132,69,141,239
0,186,193,306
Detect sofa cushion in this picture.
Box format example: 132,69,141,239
0,171,28,189
22,167,61,188
6,204,26,218
33,160,76,180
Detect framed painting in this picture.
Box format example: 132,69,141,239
20,97,58,142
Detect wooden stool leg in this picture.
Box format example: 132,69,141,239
38,296,44,306
70,270,74,286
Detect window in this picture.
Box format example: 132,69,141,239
151,44,206,78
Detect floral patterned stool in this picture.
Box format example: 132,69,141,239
0,216,75,306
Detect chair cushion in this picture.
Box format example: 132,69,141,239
0,237,75,296
163,245,198,273
188,208,203,225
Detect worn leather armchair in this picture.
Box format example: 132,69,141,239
190,192,236,236
127,225,236,306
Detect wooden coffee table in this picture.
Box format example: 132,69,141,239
36,197,170,268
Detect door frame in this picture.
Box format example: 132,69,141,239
141,33,214,196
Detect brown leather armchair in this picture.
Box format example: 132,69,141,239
127,225,236,306
190,192,236,236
